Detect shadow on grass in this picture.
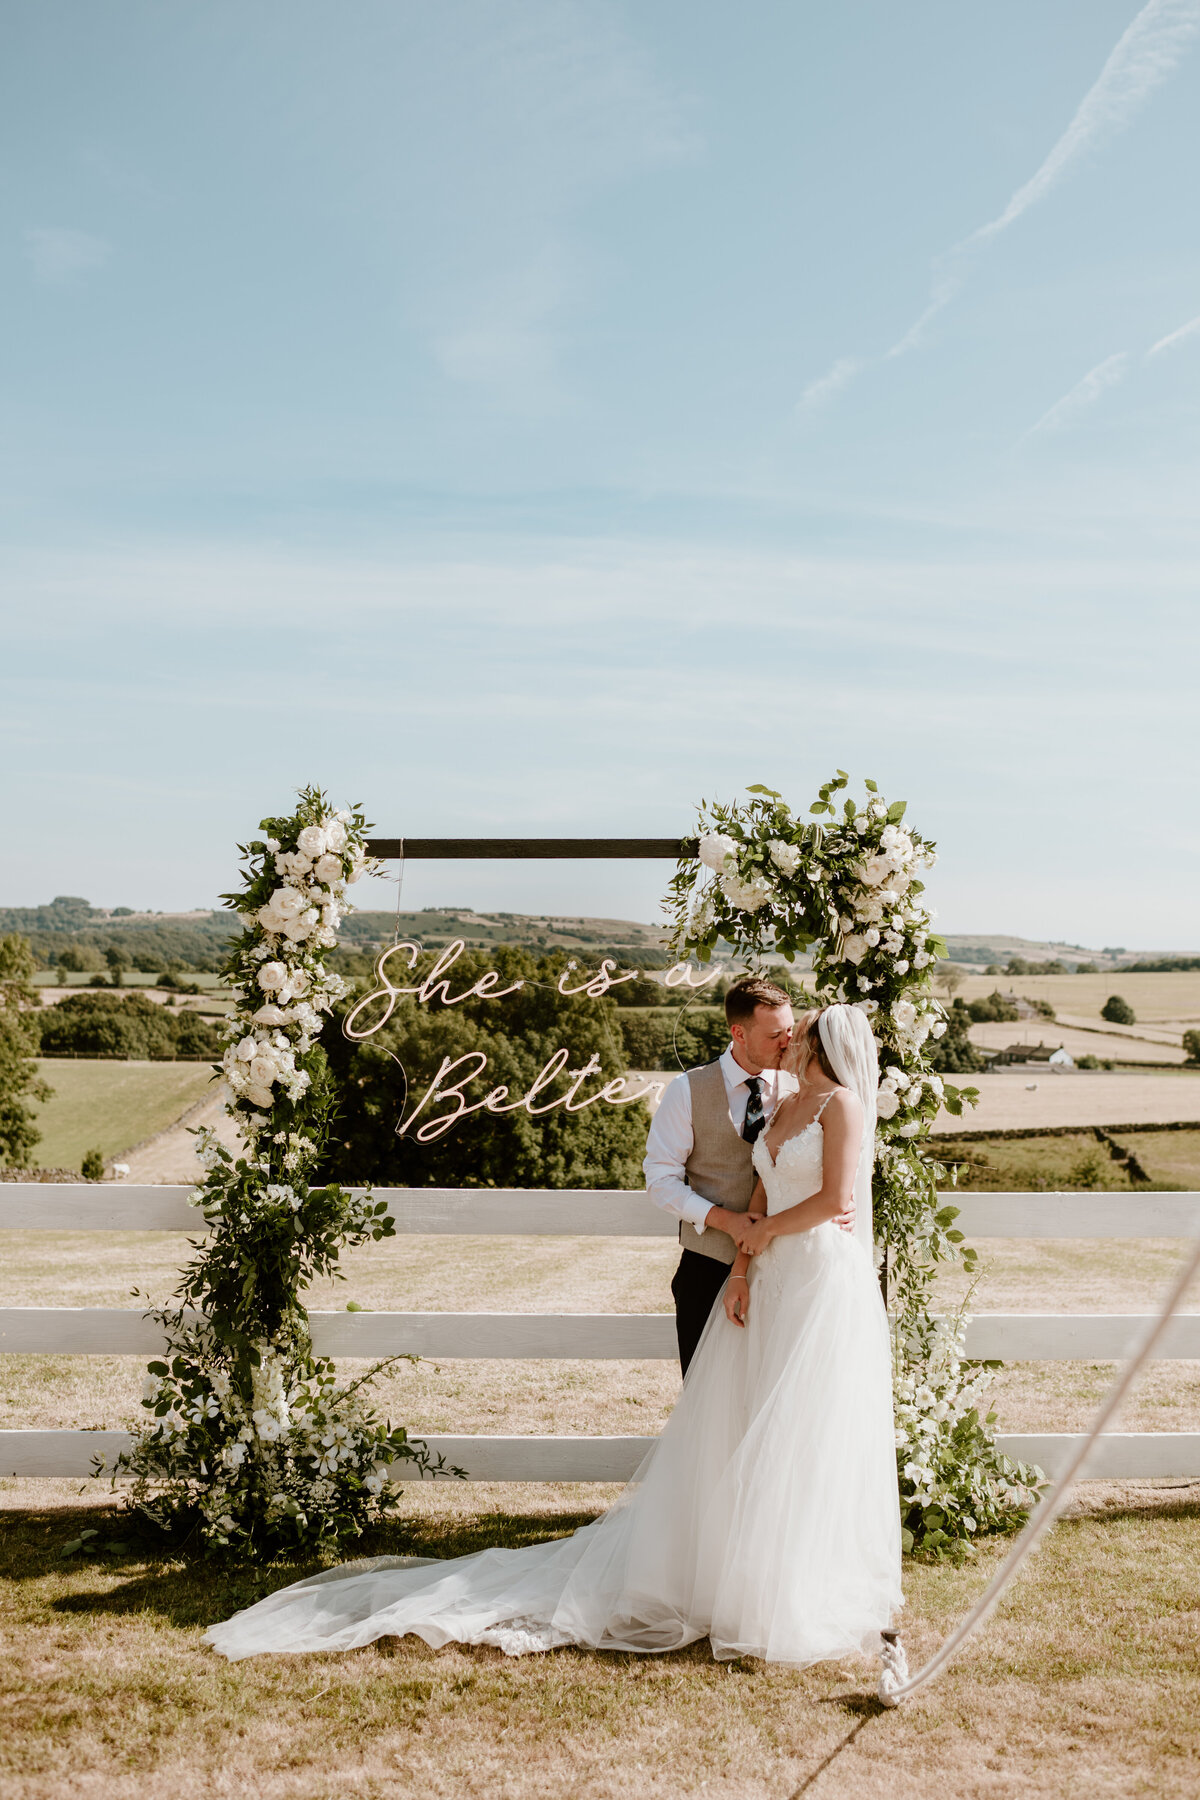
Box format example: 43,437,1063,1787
4,1502,603,1631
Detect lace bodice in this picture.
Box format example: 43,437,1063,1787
752,1116,827,1215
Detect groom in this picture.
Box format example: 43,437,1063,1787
643,974,800,1374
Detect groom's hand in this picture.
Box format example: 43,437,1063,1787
704,1206,762,1254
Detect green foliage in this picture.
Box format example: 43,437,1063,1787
1102,994,1136,1026
81,1147,105,1180
0,935,52,1167
37,991,223,1061
113,788,453,1559
1184,1029,1200,1066
53,945,91,972
319,945,651,1191
616,1003,728,1072
926,999,985,1074
968,990,1019,1023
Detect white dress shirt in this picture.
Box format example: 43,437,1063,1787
643,1046,799,1234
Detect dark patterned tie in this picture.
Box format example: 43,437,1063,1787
742,1076,766,1143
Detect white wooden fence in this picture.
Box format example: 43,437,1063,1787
2,1184,1198,1483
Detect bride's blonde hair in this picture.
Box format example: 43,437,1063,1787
784,1008,840,1083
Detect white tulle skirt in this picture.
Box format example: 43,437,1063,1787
205,1223,902,1665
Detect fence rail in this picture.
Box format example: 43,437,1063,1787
3,1185,1198,1239
3,1184,1197,1482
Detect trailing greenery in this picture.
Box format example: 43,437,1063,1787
663,774,1043,1560
0,935,52,1167
111,789,451,1558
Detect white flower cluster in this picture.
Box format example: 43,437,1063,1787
137,1343,396,1543
892,1316,1036,1522
875,1062,945,1125
219,809,367,1127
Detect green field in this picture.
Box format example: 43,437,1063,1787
23,1060,217,1171
937,1129,1200,1192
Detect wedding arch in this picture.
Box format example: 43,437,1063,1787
115,776,1040,1561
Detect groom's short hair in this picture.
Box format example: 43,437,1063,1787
724,974,791,1026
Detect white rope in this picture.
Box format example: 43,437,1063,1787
878,1220,1200,1707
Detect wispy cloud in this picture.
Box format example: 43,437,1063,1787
890,0,1200,356
1026,353,1130,436
25,227,111,284
797,356,864,412
1148,312,1200,355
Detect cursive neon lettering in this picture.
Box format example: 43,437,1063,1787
664,961,722,989
561,1054,604,1110
523,1047,572,1115
398,1051,489,1140
557,958,635,999
342,941,421,1039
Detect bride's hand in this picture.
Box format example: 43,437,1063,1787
724,1276,749,1327
739,1215,775,1257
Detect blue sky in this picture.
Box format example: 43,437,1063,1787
3,1,1198,945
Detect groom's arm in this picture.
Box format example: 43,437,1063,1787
643,1077,760,1251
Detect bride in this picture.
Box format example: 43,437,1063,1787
206,1003,902,1666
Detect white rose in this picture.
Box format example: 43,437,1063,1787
252,1004,286,1026
698,832,738,872
272,886,306,919
865,928,880,947
858,854,894,887
719,870,773,913
841,934,868,965
931,1020,947,1038
768,839,801,875
892,1000,917,1032
314,854,342,884
894,959,910,974
235,1036,257,1062
875,1089,900,1119
257,961,287,992
898,1121,921,1137
248,1054,279,1087
886,1066,910,1089
324,818,348,853
245,1084,274,1110
297,825,328,858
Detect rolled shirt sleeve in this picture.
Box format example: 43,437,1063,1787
642,1073,714,1233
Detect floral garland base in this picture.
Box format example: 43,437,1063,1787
110,786,453,1558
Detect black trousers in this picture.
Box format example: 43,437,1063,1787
671,1248,732,1376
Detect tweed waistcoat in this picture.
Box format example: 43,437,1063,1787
677,1060,758,1267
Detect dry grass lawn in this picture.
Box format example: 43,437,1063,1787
1,1479,1198,1800
5,1219,1200,1794
953,971,1200,1033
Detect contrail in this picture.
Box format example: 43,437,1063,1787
889,0,1200,356
1025,353,1130,437
1148,312,1200,355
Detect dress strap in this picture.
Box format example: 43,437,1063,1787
813,1089,839,1122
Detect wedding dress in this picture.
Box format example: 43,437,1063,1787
206,1106,902,1666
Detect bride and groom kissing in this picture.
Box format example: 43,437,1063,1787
208,977,902,1669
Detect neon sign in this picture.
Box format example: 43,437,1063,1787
343,939,723,1143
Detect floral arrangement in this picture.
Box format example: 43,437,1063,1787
110,786,453,1556
664,774,1043,1559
